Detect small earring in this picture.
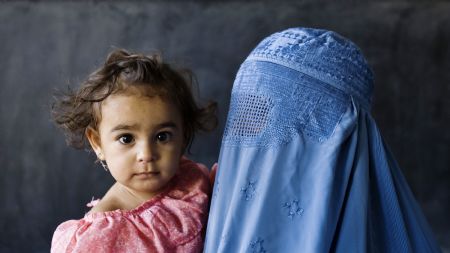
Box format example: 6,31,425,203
100,160,108,171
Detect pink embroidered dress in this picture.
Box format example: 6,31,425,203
51,158,211,253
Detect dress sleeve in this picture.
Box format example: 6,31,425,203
52,214,194,253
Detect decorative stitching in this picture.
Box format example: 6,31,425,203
241,180,257,201
248,28,373,110
283,200,304,219
224,28,370,147
250,237,267,253
222,63,349,147
224,93,273,139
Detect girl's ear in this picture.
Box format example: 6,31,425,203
85,127,104,160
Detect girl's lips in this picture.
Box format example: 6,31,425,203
134,172,160,178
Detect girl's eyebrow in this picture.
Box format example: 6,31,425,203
110,123,139,132
110,122,178,133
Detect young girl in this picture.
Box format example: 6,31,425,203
51,49,216,252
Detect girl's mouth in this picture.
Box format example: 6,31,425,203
135,171,160,178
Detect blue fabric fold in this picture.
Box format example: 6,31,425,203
204,27,441,253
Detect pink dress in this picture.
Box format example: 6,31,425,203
51,158,211,253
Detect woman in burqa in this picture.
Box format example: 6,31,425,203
204,28,441,252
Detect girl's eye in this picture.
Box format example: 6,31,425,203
118,134,134,144
156,132,172,143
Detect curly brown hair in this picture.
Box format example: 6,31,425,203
52,48,217,152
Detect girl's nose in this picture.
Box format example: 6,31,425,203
137,142,157,163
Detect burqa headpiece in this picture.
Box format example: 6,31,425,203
204,27,440,252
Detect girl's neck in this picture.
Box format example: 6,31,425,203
117,184,156,210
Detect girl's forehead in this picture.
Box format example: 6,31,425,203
102,92,172,112
94,88,179,115
92,84,180,128
98,94,182,131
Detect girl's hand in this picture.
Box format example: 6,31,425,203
210,163,218,187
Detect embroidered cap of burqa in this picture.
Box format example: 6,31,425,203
204,28,441,252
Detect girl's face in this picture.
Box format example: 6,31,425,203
86,90,184,199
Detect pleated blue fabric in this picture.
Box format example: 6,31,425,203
204,28,441,253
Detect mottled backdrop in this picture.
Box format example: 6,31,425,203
0,1,449,252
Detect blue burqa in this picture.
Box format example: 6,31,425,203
204,28,441,252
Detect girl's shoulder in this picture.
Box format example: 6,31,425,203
88,183,135,213
87,196,119,214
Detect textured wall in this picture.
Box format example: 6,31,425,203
0,1,449,252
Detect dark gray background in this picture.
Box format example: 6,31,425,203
0,1,449,252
